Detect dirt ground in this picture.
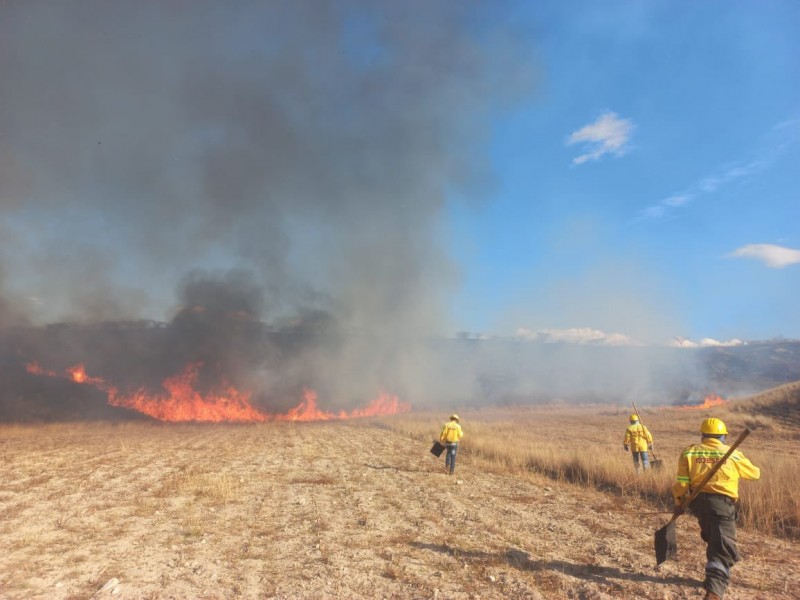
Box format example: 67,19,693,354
1,420,798,600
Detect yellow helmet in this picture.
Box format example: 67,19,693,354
700,417,727,436
450,414,460,422
629,414,639,422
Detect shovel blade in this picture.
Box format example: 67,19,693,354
650,458,664,470
654,520,677,565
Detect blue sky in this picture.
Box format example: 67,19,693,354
447,1,800,343
1,1,798,347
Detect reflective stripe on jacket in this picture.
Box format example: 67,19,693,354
672,437,760,504
440,421,464,444
623,423,652,452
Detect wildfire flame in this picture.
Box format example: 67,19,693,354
273,389,408,422
677,393,728,410
109,363,266,423
25,361,57,377
277,389,340,422
66,364,108,387
25,361,410,423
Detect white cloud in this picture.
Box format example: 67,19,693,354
699,337,744,347
567,112,634,165
729,244,800,269
515,332,751,348
516,327,640,346
670,337,745,348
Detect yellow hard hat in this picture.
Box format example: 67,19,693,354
450,414,459,421
700,417,727,436
629,414,639,422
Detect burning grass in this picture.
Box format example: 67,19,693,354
24,361,410,423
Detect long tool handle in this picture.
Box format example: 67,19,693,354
631,401,657,460
666,428,752,526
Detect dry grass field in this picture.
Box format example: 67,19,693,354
387,399,800,540
1,388,799,599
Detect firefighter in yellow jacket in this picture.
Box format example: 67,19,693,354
622,414,653,472
439,414,464,475
672,418,760,600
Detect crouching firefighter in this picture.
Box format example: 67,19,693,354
623,414,653,472
672,417,760,600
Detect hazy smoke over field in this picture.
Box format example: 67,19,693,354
3,3,784,420
0,1,540,412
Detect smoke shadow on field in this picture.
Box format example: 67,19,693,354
410,543,701,587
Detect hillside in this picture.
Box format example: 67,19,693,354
732,380,800,428
1,419,798,599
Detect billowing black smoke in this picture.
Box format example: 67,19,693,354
0,1,535,418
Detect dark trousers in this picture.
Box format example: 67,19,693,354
690,493,740,598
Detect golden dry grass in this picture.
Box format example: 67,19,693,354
2,399,799,599
732,380,800,427
382,396,800,539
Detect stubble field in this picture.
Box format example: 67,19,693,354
1,397,799,599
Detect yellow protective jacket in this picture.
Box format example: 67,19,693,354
623,423,653,452
672,437,760,504
440,421,464,444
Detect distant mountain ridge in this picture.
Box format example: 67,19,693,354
701,340,800,394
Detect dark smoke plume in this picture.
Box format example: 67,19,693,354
0,1,536,416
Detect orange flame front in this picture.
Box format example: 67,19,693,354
277,389,340,422
273,389,407,422
66,364,108,387
677,393,728,410
108,363,267,423
25,361,410,423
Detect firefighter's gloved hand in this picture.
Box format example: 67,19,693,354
648,444,653,450
623,445,629,452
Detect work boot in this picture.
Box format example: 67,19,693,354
703,591,721,600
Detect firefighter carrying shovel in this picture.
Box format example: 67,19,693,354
623,413,653,472
671,418,760,600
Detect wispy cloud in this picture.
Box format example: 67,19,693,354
567,112,634,165
640,119,800,220
729,244,800,269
